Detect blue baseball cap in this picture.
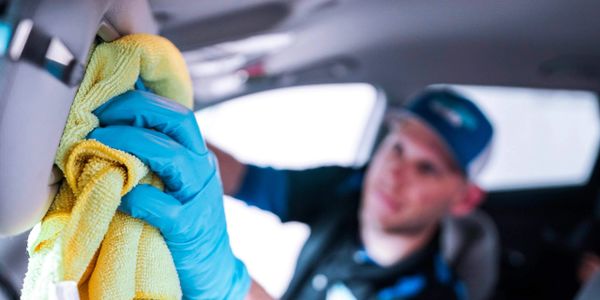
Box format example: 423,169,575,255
400,88,494,178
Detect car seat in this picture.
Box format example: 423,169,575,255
442,209,500,300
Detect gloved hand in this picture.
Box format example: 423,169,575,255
88,90,250,300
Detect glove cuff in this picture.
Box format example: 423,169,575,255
224,258,252,300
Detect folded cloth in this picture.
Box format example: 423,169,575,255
22,34,193,300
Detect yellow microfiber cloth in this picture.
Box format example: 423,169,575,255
22,34,193,300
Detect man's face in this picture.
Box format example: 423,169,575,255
360,117,468,234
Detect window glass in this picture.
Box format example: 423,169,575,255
196,84,384,169
452,85,600,190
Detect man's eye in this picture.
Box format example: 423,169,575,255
417,162,440,176
393,143,403,156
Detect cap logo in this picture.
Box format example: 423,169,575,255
430,99,478,130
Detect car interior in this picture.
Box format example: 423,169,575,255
1,1,600,299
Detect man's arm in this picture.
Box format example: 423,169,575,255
207,142,246,195
207,143,290,219
209,143,362,224
245,280,274,300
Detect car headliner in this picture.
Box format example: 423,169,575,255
153,0,600,105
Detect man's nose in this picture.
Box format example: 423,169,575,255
388,159,412,183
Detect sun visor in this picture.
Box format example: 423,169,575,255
0,0,157,236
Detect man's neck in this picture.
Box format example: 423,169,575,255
359,222,438,267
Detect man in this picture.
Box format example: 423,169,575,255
89,87,493,299
218,87,494,299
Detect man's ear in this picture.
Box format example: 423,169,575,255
450,183,486,217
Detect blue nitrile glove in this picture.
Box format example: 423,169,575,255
87,90,251,300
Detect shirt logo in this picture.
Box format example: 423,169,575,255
326,283,357,300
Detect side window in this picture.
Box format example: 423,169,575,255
451,85,600,191
195,84,384,297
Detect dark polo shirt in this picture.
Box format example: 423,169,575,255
235,165,467,300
